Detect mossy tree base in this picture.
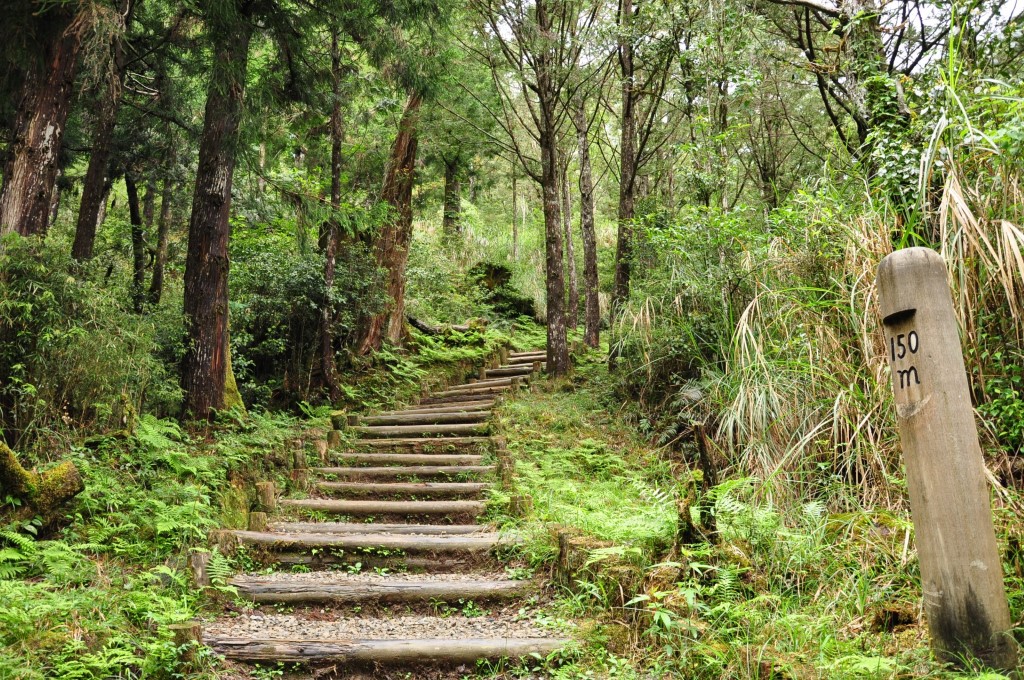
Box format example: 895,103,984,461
1,442,84,525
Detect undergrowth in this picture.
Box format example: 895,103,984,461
497,351,1021,680
0,411,298,679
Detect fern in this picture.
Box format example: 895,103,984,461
0,529,37,579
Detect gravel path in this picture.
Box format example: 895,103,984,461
233,571,516,584
205,613,562,641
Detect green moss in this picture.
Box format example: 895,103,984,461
0,442,37,497
218,483,250,529
223,345,246,414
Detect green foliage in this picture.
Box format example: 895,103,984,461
230,239,387,406
0,409,299,677
0,236,180,442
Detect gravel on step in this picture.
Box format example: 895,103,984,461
233,571,515,584
204,613,562,641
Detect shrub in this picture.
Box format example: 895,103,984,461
0,236,178,446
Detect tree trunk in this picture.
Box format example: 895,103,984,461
560,157,579,329
442,158,461,237
536,0,570,377
610,0,637,367
125,170,147,313
356,92,423,354
0,11,82,240
73,2,131,260
320,28,343,403
148,175,173,305
143,177,157,229
73,98,119,260
511,168,519,261
181,10,253,418
573,100,600,348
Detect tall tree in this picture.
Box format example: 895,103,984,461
467,0,601,376
181,2,254,417
356,92,424,353
72,1,136,260
572,97,600,347
0,5,85,240
609,0,682,330
320,28,344,401
559,152,579,328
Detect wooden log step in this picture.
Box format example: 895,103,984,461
449,377,517,388
419,393,508,406
388,402,494,416
485,366,539,378
351,423,490,439
428,385,511,399
316,481,489,498
281,498,485,516
355,412,490,427
349,436,492,450
509,350,546,358
226,529,502,553
230,577,530,605
507,355,546,365
207,637,567,664
273,553,482,571
323,454,484,466
268,522,488,535
313,465,494,479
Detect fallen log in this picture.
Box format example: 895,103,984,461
351,423,490,439
206,637,567,664
231,577,529,604
406,315,481,335
0,442,84,526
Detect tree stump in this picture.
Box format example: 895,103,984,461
509,494,532,517
208,529,238,555
169,621,203,670
190,552,211,588
290,468,310,491
256,481,277,513
248,511,268,532
327,430,342,449
314,440,328,464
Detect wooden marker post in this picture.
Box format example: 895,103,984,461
876,247,1015,671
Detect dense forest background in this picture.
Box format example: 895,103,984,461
3,0,1024,677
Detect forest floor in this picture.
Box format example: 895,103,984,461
2,332,1017,679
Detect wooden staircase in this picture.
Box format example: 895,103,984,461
203,349,569,673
